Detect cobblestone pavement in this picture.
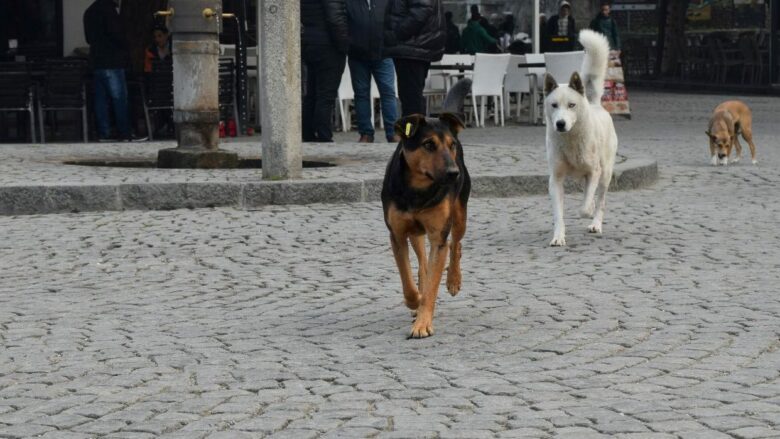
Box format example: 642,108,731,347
1,91,780,438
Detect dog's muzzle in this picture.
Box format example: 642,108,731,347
718,153,726,159
445,167,460,182
555,120,566,132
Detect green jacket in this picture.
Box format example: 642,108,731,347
460,20,497,55
590,15,620,50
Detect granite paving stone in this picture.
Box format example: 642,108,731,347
0,91,779,436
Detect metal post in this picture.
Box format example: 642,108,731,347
233,2,249,132
157,0,238,168
533,0,540,53
771,0,778,85
258,0,302,179
655,0,669,79
256,4,263,128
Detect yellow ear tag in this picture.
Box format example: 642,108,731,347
405,123,411,137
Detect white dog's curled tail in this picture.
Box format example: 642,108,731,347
578,29,610,103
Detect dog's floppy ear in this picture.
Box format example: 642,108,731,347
394,114,426,141
439,113,465,137
544,73,558,96
569,71,585,96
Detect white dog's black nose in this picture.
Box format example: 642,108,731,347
555,120,566,131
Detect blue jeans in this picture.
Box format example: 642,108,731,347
348,58,398,140
93,69,131,139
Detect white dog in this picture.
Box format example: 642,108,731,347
544,29,618,247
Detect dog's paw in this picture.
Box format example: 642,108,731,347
409,316,434,339
733,155,741,163
711,155,718,166
588,223,602,234
550,236,566,247
446,268,461,296
752,159,758,165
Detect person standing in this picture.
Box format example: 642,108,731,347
346,0,399,143
144,24,172,73
84,0,141,142
460,18,497,55
301,0,349,142
384,0,446,116
444,11,461,54
469,4,499,39
546,1,576,52
590,1,621,53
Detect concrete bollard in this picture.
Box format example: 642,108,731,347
258,0,302,179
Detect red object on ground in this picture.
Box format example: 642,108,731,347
219,121,226,138
246,127,254,136
228,119,237,137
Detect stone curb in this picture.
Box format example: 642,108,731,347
0,158,657,216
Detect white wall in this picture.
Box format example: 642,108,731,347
62,0,93,56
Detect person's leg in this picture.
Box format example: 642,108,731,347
312,46,346,142
394,58,428,116
92,70,112,139
349,58,375,140
105,69,131,138
373,58,399,141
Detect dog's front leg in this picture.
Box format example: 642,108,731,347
410,235,427,302
580,169,601,219
709,140,718,166
390,233,421,311
410,237,449,338
549,173,566,246
732,136,743,163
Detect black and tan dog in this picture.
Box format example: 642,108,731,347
381,113,470,338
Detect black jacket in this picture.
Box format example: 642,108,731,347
346,0,392,61
83,0,127,69
384,0,446,62
301,0,350,53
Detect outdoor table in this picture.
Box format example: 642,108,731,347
428,64,474,92
428,64,474,71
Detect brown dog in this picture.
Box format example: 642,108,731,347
381,114,470,339
706,100,758,166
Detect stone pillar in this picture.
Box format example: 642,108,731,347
157,0,238,169
258,0,302,180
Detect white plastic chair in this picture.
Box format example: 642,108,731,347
525,53,546,125
543,51,585,85
470,53,511,127
504,55,531,122
424,62,448,115
337,66,354,132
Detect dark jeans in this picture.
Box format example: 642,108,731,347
93,69,131,139
348,57,398,140
302,45,346,142
393,58,430,116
